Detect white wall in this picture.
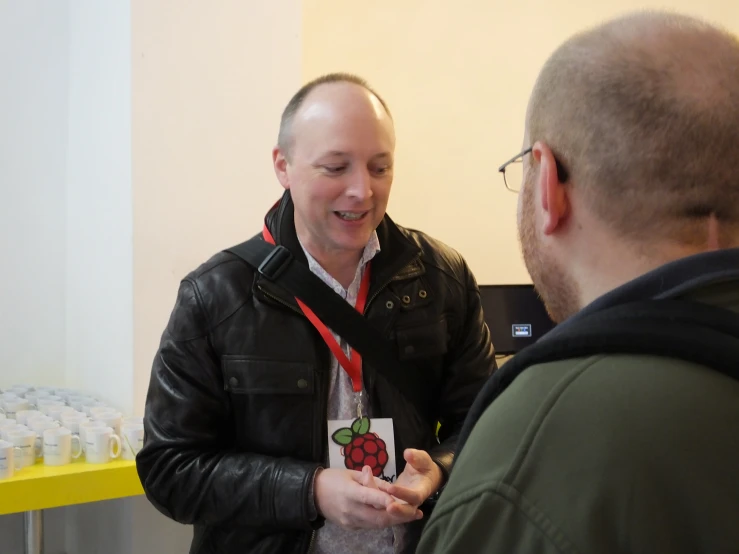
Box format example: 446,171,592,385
131,0,304,415
65,0,134,416
1,0,303,548
0,2,70,551
126,1,304,551
301,0,739,286
61,3,140,553
0,0,69,390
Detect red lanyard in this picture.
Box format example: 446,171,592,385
262,222,370,393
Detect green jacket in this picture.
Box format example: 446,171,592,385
418,250,739,554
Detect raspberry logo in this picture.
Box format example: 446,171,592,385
331,416,389,477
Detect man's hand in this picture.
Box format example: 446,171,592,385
314,467,422,529
378,449,443,512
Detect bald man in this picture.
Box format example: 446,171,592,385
136,73,496,554
417,11,739,554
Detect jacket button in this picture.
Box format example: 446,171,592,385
297,379,308,389
229,377,239,387
402,295,411,304
419,290,427,298
385,300,394,309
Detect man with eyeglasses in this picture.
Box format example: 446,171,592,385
417,10,739,554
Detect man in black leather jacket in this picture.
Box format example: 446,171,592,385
136,73,496,554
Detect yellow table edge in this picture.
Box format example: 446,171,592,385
0,460,144,515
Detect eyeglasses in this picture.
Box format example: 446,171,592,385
498,146,569,193
498,147,532,193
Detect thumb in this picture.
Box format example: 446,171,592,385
362,465,377,488
404,448,431,470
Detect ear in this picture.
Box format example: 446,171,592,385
531,141,569,235
272,146,290,190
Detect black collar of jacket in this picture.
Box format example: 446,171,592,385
258,190,424,306
564,247,739,329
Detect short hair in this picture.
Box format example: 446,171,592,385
527,11,739,246
277,72,392,159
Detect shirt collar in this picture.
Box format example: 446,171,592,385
299,230,381,292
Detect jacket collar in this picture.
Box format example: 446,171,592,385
563,247,739,326
262,190,423,298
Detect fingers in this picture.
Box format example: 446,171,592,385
354,479,393,510
361,466,377,489
372,477,394,494
387,500,424,521
384,484,425,507
349,502,422,529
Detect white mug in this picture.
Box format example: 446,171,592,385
28,420,61,460
88,406,115,418
93,411,122,436
0,419,18,429
47,405,76,422
24,391,50,409
43,428,82,466
53,388,74,400
26,414,55,427
7,429,36,468
1,397,30,419
0,424,27,441
122,416,144,426
85,426,121,464
60,413,89,436
0,440,22,479
79,420,106,454
15,409,42,426
38,401,66,416
83,402,108,416
37,394,64,405
67,395,92,407
121,423,144,461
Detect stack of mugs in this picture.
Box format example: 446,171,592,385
0,384,144,480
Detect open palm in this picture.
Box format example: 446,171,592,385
378,448,442,510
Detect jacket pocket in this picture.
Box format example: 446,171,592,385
222,357,314,395
396,317,449,361
220,356,316,460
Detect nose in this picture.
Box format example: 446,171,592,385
346,167,373,201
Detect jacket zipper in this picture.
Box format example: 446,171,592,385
307,530,316,554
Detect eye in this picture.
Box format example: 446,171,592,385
323,165,347,174
372,165,392,176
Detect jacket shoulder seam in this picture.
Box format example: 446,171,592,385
181,269,253,340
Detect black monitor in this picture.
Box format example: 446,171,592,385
479,284,556,355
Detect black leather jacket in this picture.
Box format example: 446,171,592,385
136,193,496,553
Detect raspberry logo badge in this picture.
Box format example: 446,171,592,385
331,416,389,477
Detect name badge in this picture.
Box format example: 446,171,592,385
327,416,397,483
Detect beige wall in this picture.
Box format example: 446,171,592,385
131,0,303,415
302,0,739,285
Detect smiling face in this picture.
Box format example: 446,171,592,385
273,82,395,262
